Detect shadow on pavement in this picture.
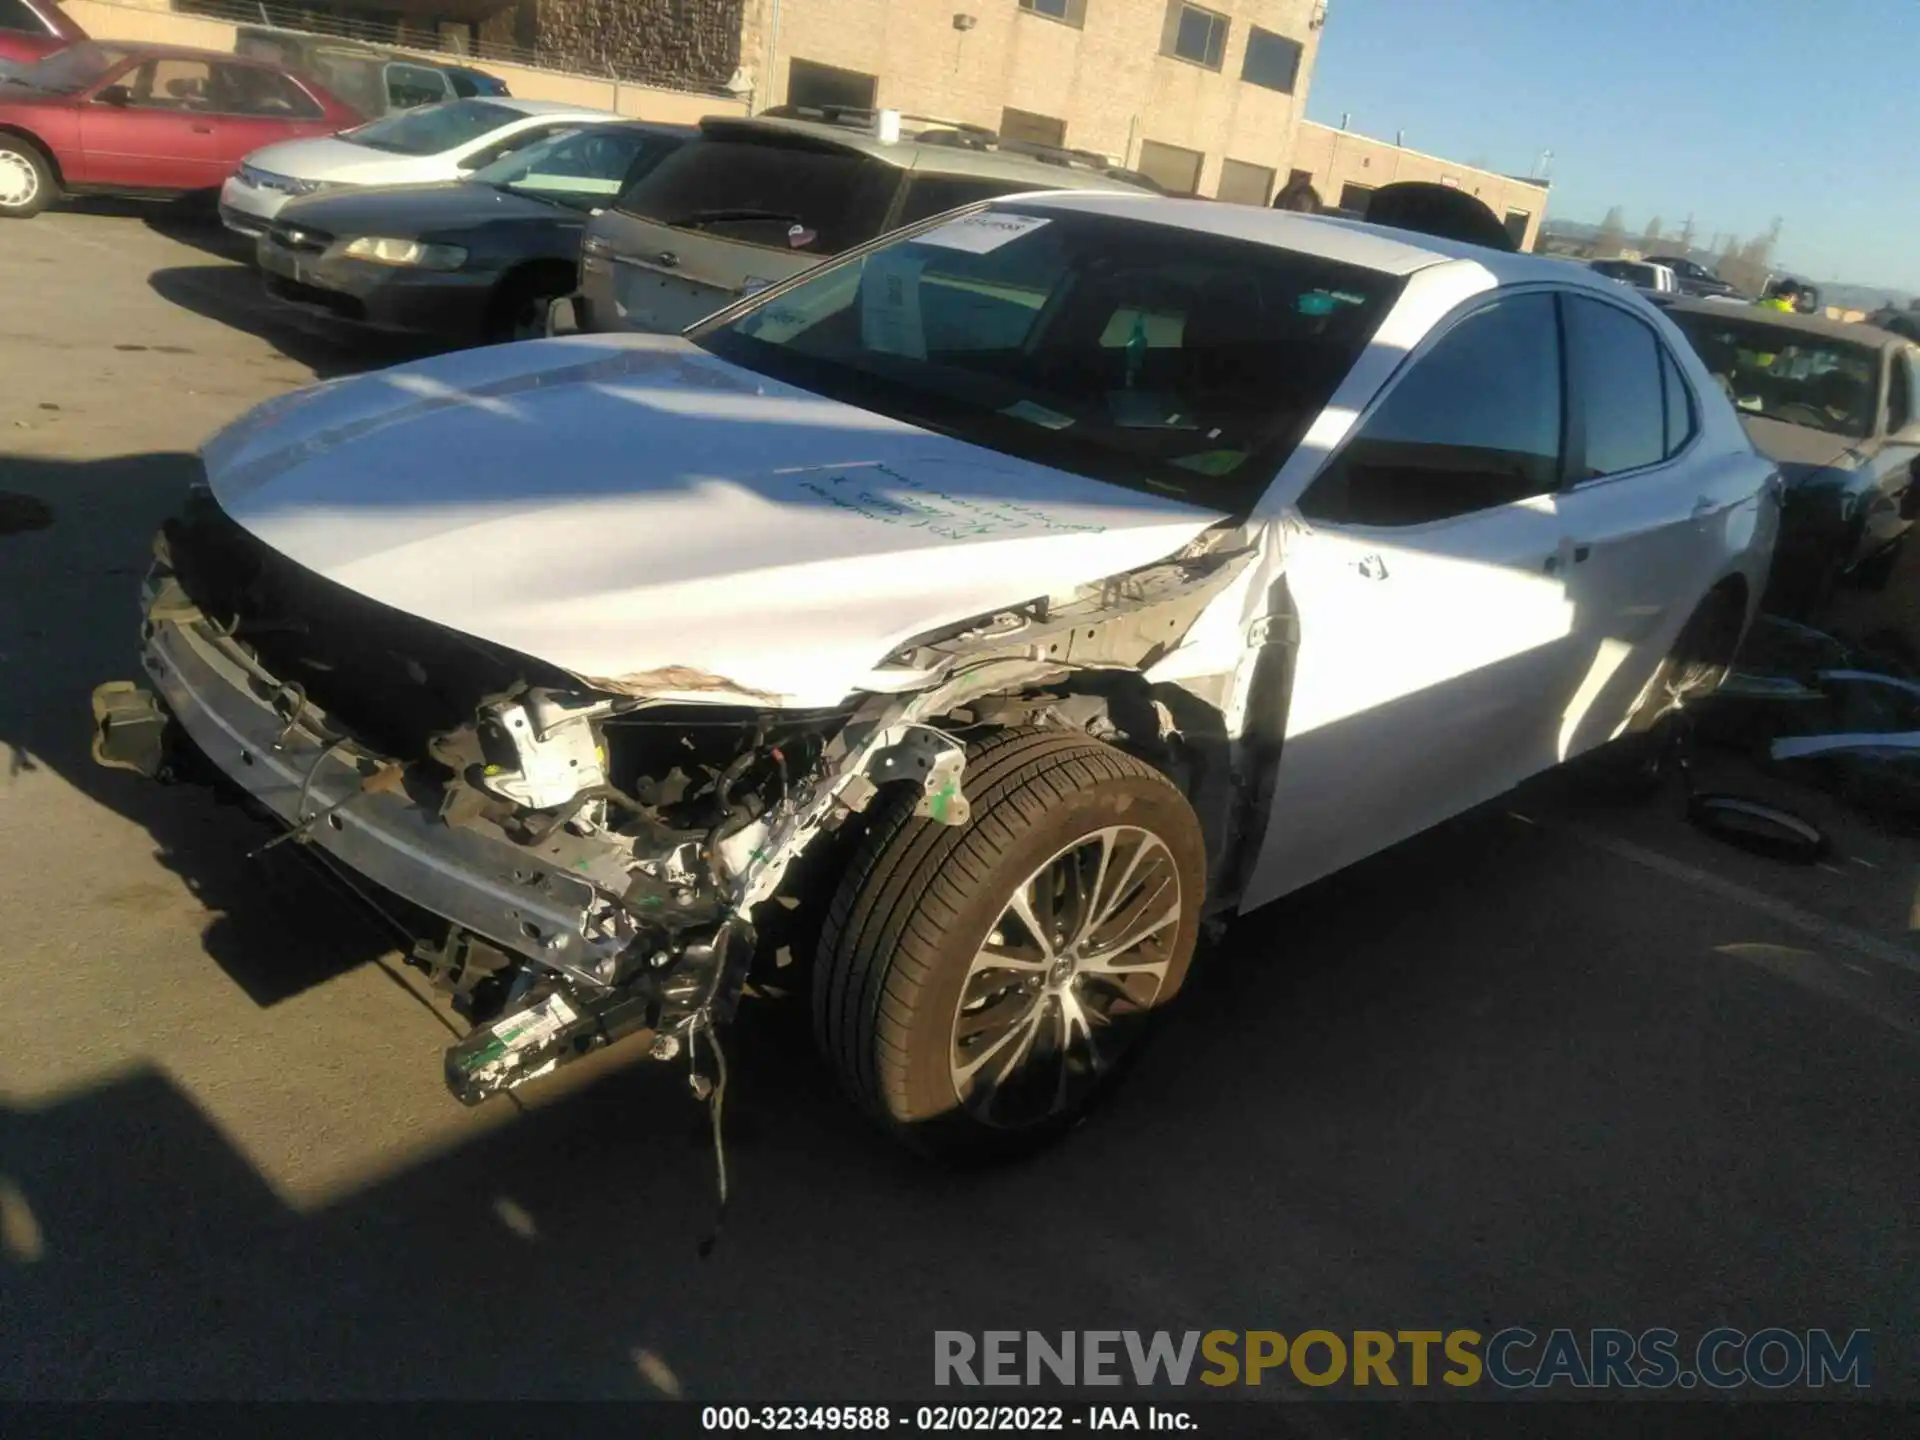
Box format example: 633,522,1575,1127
0,450,397,1004
1,793,1915,1401
147,264,441,380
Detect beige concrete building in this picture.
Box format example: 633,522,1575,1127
1288,119,1550,250
739,0,1327,202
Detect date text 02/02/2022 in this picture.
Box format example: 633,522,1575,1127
699,1405,1194,1431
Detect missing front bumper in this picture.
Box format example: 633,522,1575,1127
103,596,754,1104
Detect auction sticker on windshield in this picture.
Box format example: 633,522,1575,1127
916,213,1051,255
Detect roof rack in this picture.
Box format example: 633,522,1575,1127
752,103,1163,191
758,103,995,141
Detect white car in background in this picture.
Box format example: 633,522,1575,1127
98,197,1780,1158
1588,257,1679,294
218,96,615,239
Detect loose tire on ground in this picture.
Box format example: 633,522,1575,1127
814,727,1206,1160
0,136,56,219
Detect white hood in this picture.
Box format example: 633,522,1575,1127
242,135,461,186
201,335,1226,708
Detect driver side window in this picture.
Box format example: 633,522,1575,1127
1300,293,1563,527
126,58,217,111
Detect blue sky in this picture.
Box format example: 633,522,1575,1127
1304,0,1918,291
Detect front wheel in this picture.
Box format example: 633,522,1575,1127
0,136,56,219
485,268,572,344
814,728,1206,1161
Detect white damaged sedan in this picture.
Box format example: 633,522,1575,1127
96,195,1779,1157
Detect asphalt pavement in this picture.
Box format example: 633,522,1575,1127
1,208,1915,1407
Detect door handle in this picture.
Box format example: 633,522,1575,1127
1691,496,1717,519
190,123,215,134
611,250,677,270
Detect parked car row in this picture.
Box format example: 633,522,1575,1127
0,27,515,219
0,41,360,215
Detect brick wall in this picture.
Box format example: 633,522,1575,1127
534,0,747,89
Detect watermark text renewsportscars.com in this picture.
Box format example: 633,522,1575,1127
935,1328,1872,1391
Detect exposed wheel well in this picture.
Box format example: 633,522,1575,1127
0,127,60,188
492,259,576,305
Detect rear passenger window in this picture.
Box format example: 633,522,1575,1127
1300,294,1562,527
216,64,324,120
617,135,900,254
896,174,1025,227
1565,296,1666,478
1661,347,1695,456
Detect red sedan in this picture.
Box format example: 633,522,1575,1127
0,42,359,218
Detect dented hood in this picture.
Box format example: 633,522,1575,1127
201,334,1226,708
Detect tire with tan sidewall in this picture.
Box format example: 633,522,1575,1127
813,727,1206,1161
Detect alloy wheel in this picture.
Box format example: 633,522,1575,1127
948,825,1182,1128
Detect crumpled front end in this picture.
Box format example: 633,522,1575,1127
96,474,1257,1109
99,489,981,1104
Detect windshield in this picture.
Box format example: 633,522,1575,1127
7,42,132,95
616,133,898,255
693,206,1403,510
344,99,519,155
1667,311,1878,438
471,125,682,208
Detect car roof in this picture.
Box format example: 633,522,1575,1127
489,98,620,118
572,118,697,138
997,191,1620,283
1662,297,1910,348
697,113,1155,190
77,42,281,65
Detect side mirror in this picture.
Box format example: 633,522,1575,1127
95,84,132,107
546,295,582,338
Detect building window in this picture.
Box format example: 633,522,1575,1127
1018,0,1086,26
1000,107,1067,148
1163,2,1228,70
1240,26,1302,93
1337,181,1375,215
1136,138,1205,195
786,57,878,111
1216,157,1274,206
1503,209,1531,247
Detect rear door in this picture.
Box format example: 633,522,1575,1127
77,55,222,190
1551,293,1721,757
1863,348,1920,552
1241,291,1584,910
583,128,900,334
